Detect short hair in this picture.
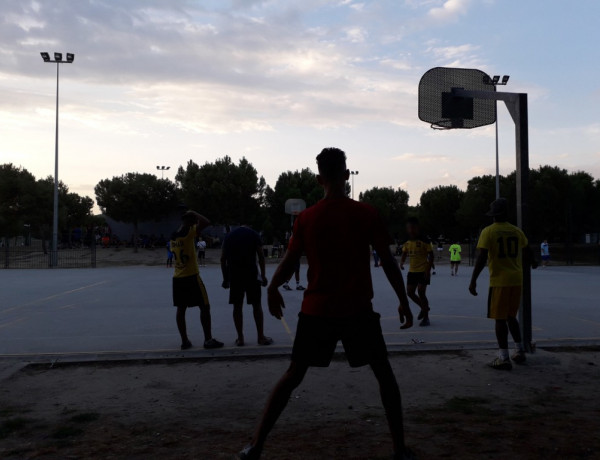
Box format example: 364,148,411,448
316,147,347,181
406,217,420,226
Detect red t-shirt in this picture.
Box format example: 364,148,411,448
287,197,391,318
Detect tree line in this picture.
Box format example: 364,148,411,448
3,159,599,248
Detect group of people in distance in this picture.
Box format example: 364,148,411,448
167,148,537,460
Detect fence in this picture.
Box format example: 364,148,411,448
1,241,96,269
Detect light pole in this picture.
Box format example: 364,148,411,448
156,165,171,179
483,74,510,199
40,52,74,267
350,170,359,200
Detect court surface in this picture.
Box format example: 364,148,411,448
0,264,599,357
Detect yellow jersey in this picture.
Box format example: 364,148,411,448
171,225,199,278
402,239,433,273
477,221,528,287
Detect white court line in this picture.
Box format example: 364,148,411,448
280,317,294,342
1,281,108,315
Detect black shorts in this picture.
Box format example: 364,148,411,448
292,311,388,368
407,271,430,286
451,260,461,265
229,278,262,305
173,274,210,308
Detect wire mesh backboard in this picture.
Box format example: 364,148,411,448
284,198,307,216
418,67,496,129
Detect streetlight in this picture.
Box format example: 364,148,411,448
483,74,510,199
156,165,171,179
350,170,359,200
40,51,75,267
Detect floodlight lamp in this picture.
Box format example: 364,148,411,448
66,53,74,63
492,75,500,84
54,52,63,61
40,52,50,62
501,75,510,84
166,166,171,170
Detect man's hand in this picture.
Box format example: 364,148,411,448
400,264,405,271
267,287,285,319
222,280,230,289
469,281,478,296
260,274,268,287
398,301,413,329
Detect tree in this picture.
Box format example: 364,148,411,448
95,173,178,251
359,187,409,239
264,169,323,241
0,164,37,240
418,185,465,241
176,156,264,226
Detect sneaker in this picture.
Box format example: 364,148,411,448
239,444,262,460
181,341,193,350
488,357,512,371
282,283,292,291
511,350,526,364
204,338,224,349
419,318,430,327
296,284,305,291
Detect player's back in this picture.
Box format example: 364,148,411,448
291,197,389,317
479,221,528,286
171,225,198,278
222,227,260,280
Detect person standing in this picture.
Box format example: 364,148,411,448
540,240,550,267
197,237,207,267
238,147,414,460
166,239,174,268
282,260,306,291
449,241,462,276
469,198,536,370
170,211,223,350
400,218,434,327
221,226,273,347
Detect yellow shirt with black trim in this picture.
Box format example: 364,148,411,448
402,239,433,273
449,244,462,262
477,221,528,287
171,225,199,278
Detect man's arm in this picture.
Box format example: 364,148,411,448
469,248,488,296
266,250,301,319
378,248,413,329
187,211,211,236
220,247,229,288
256,245,268,286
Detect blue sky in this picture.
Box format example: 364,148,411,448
0,0,598,208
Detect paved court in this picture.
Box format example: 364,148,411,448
0,264,599,357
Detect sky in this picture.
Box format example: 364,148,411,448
1,0,599,210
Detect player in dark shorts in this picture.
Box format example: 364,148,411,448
400,218,434,327
239,148,415,460
221,226,273,347
170,211,223,350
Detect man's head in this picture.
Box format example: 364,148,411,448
543,239,548,244
316,147,349,185
486,198,508,222
406,217,420,239
181,210,197,226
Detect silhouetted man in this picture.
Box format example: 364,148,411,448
239,147,414,460
221,225,273,346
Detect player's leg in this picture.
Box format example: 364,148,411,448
240,361,309,459
233,303,245,346
455,261,459,275
488,288,512,370
176,306,192,349
417,284,430,326
406,283,421,309
248,282,273,345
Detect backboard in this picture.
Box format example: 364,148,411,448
418,67,496,129
285,198,306,216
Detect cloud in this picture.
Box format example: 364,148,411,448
428,0,470,21
391,153,450,163
426,43,483,67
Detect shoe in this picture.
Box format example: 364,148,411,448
451,272,454,276
181,341,192,350
488,357,512,371
296,285,305,291
239,444,262,460
258,337,274,346
419,318,430,327
511,350,526,364
204,338,224,349
282,284,292,291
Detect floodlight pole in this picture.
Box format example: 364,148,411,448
350,171,359,200
40,52,74,267
452,88,532,352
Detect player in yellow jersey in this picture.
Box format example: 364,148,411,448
400,218,434,327
469,198,536,370
171,210,223,350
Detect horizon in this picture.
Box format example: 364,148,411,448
1,0,599,209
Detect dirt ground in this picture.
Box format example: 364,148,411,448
0,349,599,460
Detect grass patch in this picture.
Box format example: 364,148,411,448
69,412,100,424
